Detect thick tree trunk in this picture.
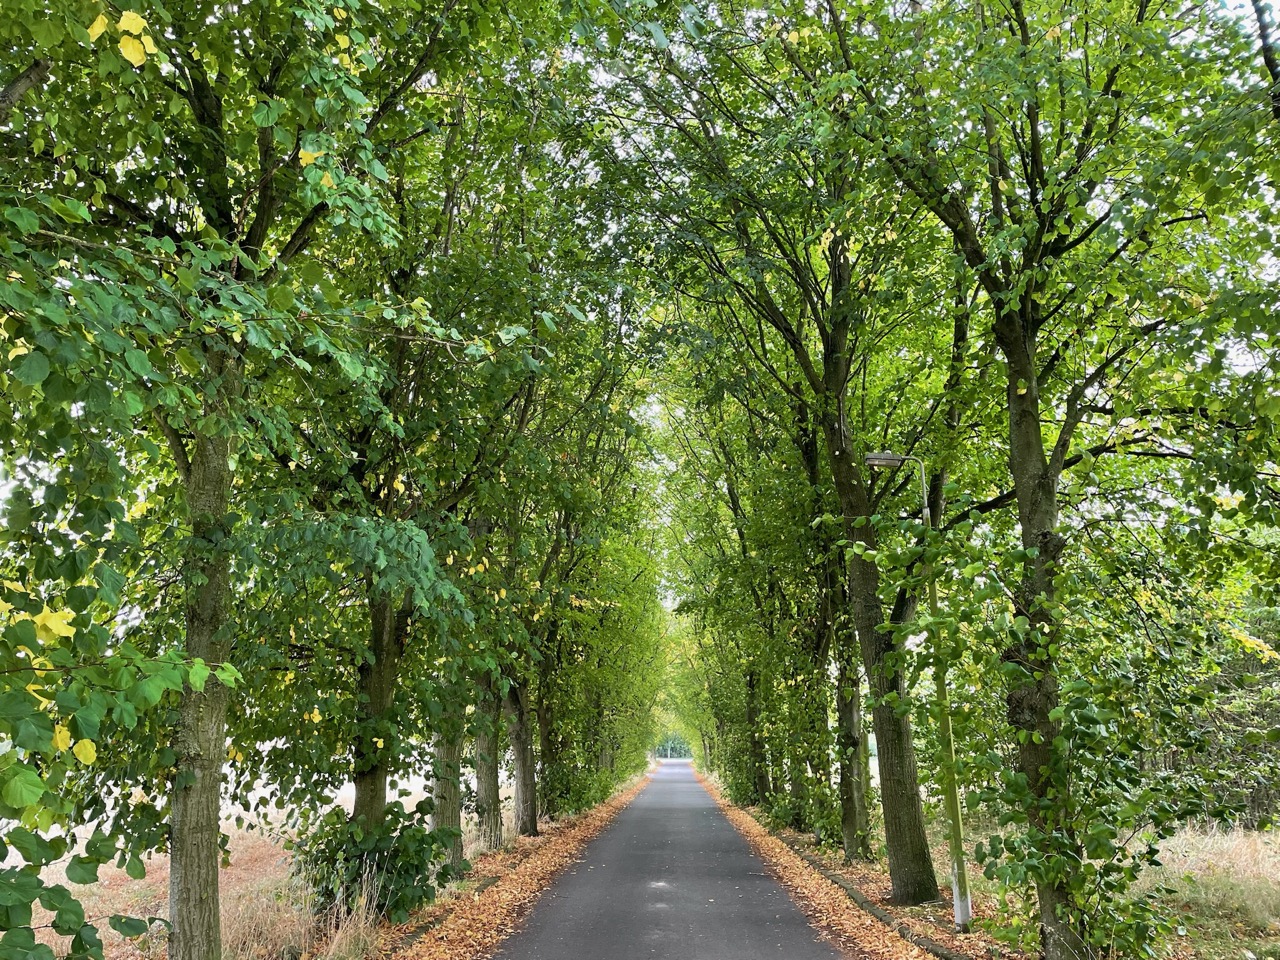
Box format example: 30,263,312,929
169,430,234,960
797,659,833,836
430,728,464,872
821,414,940,905
506,680,538,836
788,732,808,830
535,621,562,818
474,676,503,851
837,656,872,861
536,688,559,819
745,669,771,804
1251,0,1280,122
998,313,1090,960
352,593,405,829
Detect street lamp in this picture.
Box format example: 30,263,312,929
864,451,973,933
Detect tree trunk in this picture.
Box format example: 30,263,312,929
821,413,940,905
536,686,558,819
506,679,538,836
837,656,872,861
535,621,562,818
998,310,1090,960
352,592,405,829
429,728,464,872
745,669,771,804
798,659,833,836
169,429,234,960
474,676,503,851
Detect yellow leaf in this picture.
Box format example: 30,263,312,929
1045,25,1061,40
309,708,322,723
499,588,507,599
787,30,799,43
0,598,13,617
117,10,146,34
299,149,325,167
336,34,350,49
73,739,97,765
32,607,76,641
88,13,109,41
141,34,158,54
320,171,336,189
53,725,72,752
374,738,384,749
3,580,25,592
118,34,146,66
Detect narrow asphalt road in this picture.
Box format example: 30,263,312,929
494,759,846,960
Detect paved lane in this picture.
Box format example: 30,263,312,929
495,759,845,960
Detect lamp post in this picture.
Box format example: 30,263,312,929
865,451,973,932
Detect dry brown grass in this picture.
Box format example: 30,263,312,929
1150,826,1280,885
34,798,523,960
1137,826,1280,957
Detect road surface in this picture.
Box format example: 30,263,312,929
495,759,846,960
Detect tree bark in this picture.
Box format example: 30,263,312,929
169,424,235,960
535,621,562,818
0,59,51,114
837,656,872,861
506,679,538,836
821,413,940,905
536,686,558,819
745,669,772,804
1251,0,1280,122
474,675,503,851
429,727,464,872
997,309,1090,960
351,592,406,829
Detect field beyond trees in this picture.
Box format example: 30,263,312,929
2,1,1279,959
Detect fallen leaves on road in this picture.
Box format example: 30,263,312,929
698,771,937,960
385,776,649,960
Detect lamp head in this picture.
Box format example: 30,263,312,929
864,451,906,468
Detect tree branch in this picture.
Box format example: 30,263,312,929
0,59,51,114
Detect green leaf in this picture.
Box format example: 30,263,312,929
0,765,46,809
5,827,63,867
0,691,35,722
14,713,53,753
65,856,100,886
109,915,150,938
188,659,211,693
2,207,40,235
124,348,156,379
12,351,51,386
